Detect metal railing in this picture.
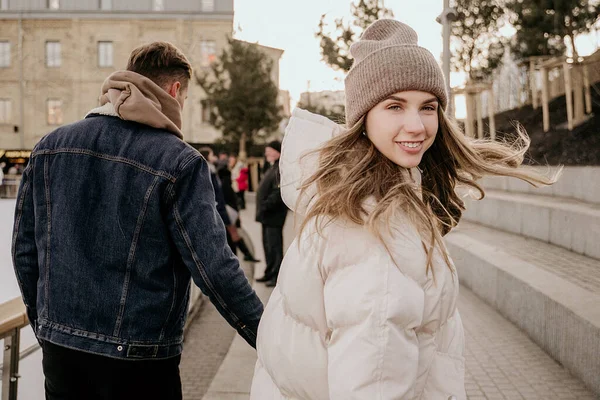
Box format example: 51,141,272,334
0,297,27,400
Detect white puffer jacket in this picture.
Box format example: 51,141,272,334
250,109,466,400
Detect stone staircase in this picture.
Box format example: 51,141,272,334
446,166,600,396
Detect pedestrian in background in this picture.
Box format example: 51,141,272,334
255,141,288,287
198,147,242,246
236,164,250,210
250,19,557,400
229,153,247,209
216,150,229,171
217,164,260,263
13,42,263,400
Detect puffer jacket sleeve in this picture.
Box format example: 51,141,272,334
324,247,425,399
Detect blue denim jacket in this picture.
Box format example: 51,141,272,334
12,114,263,359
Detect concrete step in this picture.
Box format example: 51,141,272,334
480,166,600,205
446,221,600,396
462,189,600,260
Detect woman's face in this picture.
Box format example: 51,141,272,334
365,90,439,169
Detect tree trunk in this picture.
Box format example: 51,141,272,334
569,32,579,60
239,133,247,162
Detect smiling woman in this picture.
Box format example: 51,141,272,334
249,18,560,400
365,91,440,168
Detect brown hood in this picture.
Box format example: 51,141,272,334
99,71,183,138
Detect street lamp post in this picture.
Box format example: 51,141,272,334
437,0,458,117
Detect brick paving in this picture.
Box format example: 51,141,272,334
460,288,596,399
180,300,237,400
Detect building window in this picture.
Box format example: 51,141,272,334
200,40,216,67
0,42,10,67
153,0,163,11
48,0,59,9
1,0,8,11
201,100,212,123
98,41,113,67
202,0,214,12
0,99,11,124
47,99,63,125
46,41,61,67
99,0,111,10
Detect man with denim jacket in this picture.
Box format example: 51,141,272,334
12,42,263,400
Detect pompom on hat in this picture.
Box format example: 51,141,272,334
344,19,448,127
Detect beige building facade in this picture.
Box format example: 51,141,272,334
0,1,285,150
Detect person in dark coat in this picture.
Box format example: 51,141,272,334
217,166,260,262
255,140,288,287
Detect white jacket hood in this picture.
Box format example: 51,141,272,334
279,108,343,215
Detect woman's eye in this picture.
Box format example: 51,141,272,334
388,105,402,111
422,106,437,111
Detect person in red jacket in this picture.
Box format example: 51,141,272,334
236,165,250,210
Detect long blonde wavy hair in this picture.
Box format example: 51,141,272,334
298,107,560,276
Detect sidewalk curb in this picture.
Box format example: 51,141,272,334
202,260,261,400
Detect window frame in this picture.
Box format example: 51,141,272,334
99,0,112,10
98,41,114,68
200,40,216,67
0,41,10,68
45,41,62,68
0,98,11,125
202,0,215,12
46,99,63,126
153,0,164,11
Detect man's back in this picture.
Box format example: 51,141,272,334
12,40,262,400
13,114,263,360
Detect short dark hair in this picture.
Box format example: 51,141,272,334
126,41,193,90
198,146,213,160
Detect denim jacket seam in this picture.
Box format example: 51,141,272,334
43,156,52,319
39,319,183,345
172,202,241,326
159,264,178,340
178,153,201,174
33,148,177,182
113,175,161,337
11,165,33,310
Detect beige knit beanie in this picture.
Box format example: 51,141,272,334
345,19,448,128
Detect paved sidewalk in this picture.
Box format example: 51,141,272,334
460,288,595,400
189,200,596,400
201,200,287,400
180,299,237,399
180,208,261,399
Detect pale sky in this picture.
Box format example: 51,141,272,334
233,0,599,113
233,0,446,107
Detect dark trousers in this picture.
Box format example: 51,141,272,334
227,230,256,260
42,341,182,400
261,224,284,282
236,190,246,209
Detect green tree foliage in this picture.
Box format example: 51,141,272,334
451,0,507,81
197,37,282,157
296,101,346,124
316,0,394,72
508,0,599,60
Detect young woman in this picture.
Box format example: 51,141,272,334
229,154,249,209
250,19,557,400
